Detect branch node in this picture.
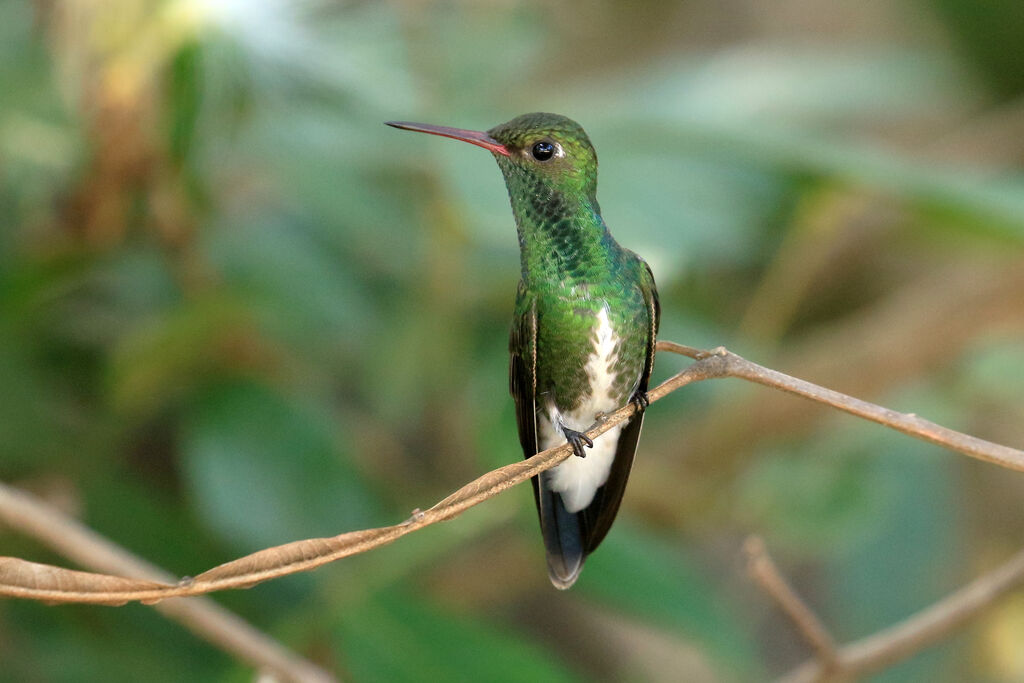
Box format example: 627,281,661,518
697,345,730,360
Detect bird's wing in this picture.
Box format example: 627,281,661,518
510,285,587,587
509,282,539,461
640,260,661,380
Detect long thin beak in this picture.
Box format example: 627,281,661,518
385,121,510,157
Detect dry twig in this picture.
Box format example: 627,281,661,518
744,536,839,672
772,544,1024,682
655,342,1024,472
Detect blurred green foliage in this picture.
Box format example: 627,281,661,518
1,1,1022,681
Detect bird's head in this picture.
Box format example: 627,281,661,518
386,112,598,199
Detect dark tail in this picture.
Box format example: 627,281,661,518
534,412,646,589
538,479,585,590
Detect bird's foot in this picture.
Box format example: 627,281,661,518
630,389,651,414
562,428,594,458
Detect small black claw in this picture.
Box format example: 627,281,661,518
630,390,651,414
563,428,594,458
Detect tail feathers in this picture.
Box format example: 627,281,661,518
539,479,585,590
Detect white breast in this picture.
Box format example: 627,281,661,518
539,306,625,513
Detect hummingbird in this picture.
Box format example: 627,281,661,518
386,113,659,589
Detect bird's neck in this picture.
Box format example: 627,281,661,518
507,184,616,287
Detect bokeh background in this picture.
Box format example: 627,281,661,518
2,0,1023,681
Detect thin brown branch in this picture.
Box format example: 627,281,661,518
744,536,838,672
778,546,1024,682
0,482,335,683
655,342,1024,472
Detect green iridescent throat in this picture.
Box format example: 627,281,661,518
488,114,615,287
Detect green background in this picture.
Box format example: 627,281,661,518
2,0,1023,680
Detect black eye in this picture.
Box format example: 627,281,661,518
531,141,555,161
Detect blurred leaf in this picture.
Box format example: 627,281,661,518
334,589,579,683
598,152,795,282
602,121,1024,239
826,438,962,681
929,0,1024,98
45,249,181,349
196,1,415,110
205,216,374,361
166,40,202,165
182,380,382,549
580,524,757,676
734,443,887,557
957,339,1024,403
4,601,231,683
110,293,257,416
420,4,548,113
84,465,226,577
597,49,964,127
0,324,71,470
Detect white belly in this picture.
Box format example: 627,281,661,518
538,306,626,513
